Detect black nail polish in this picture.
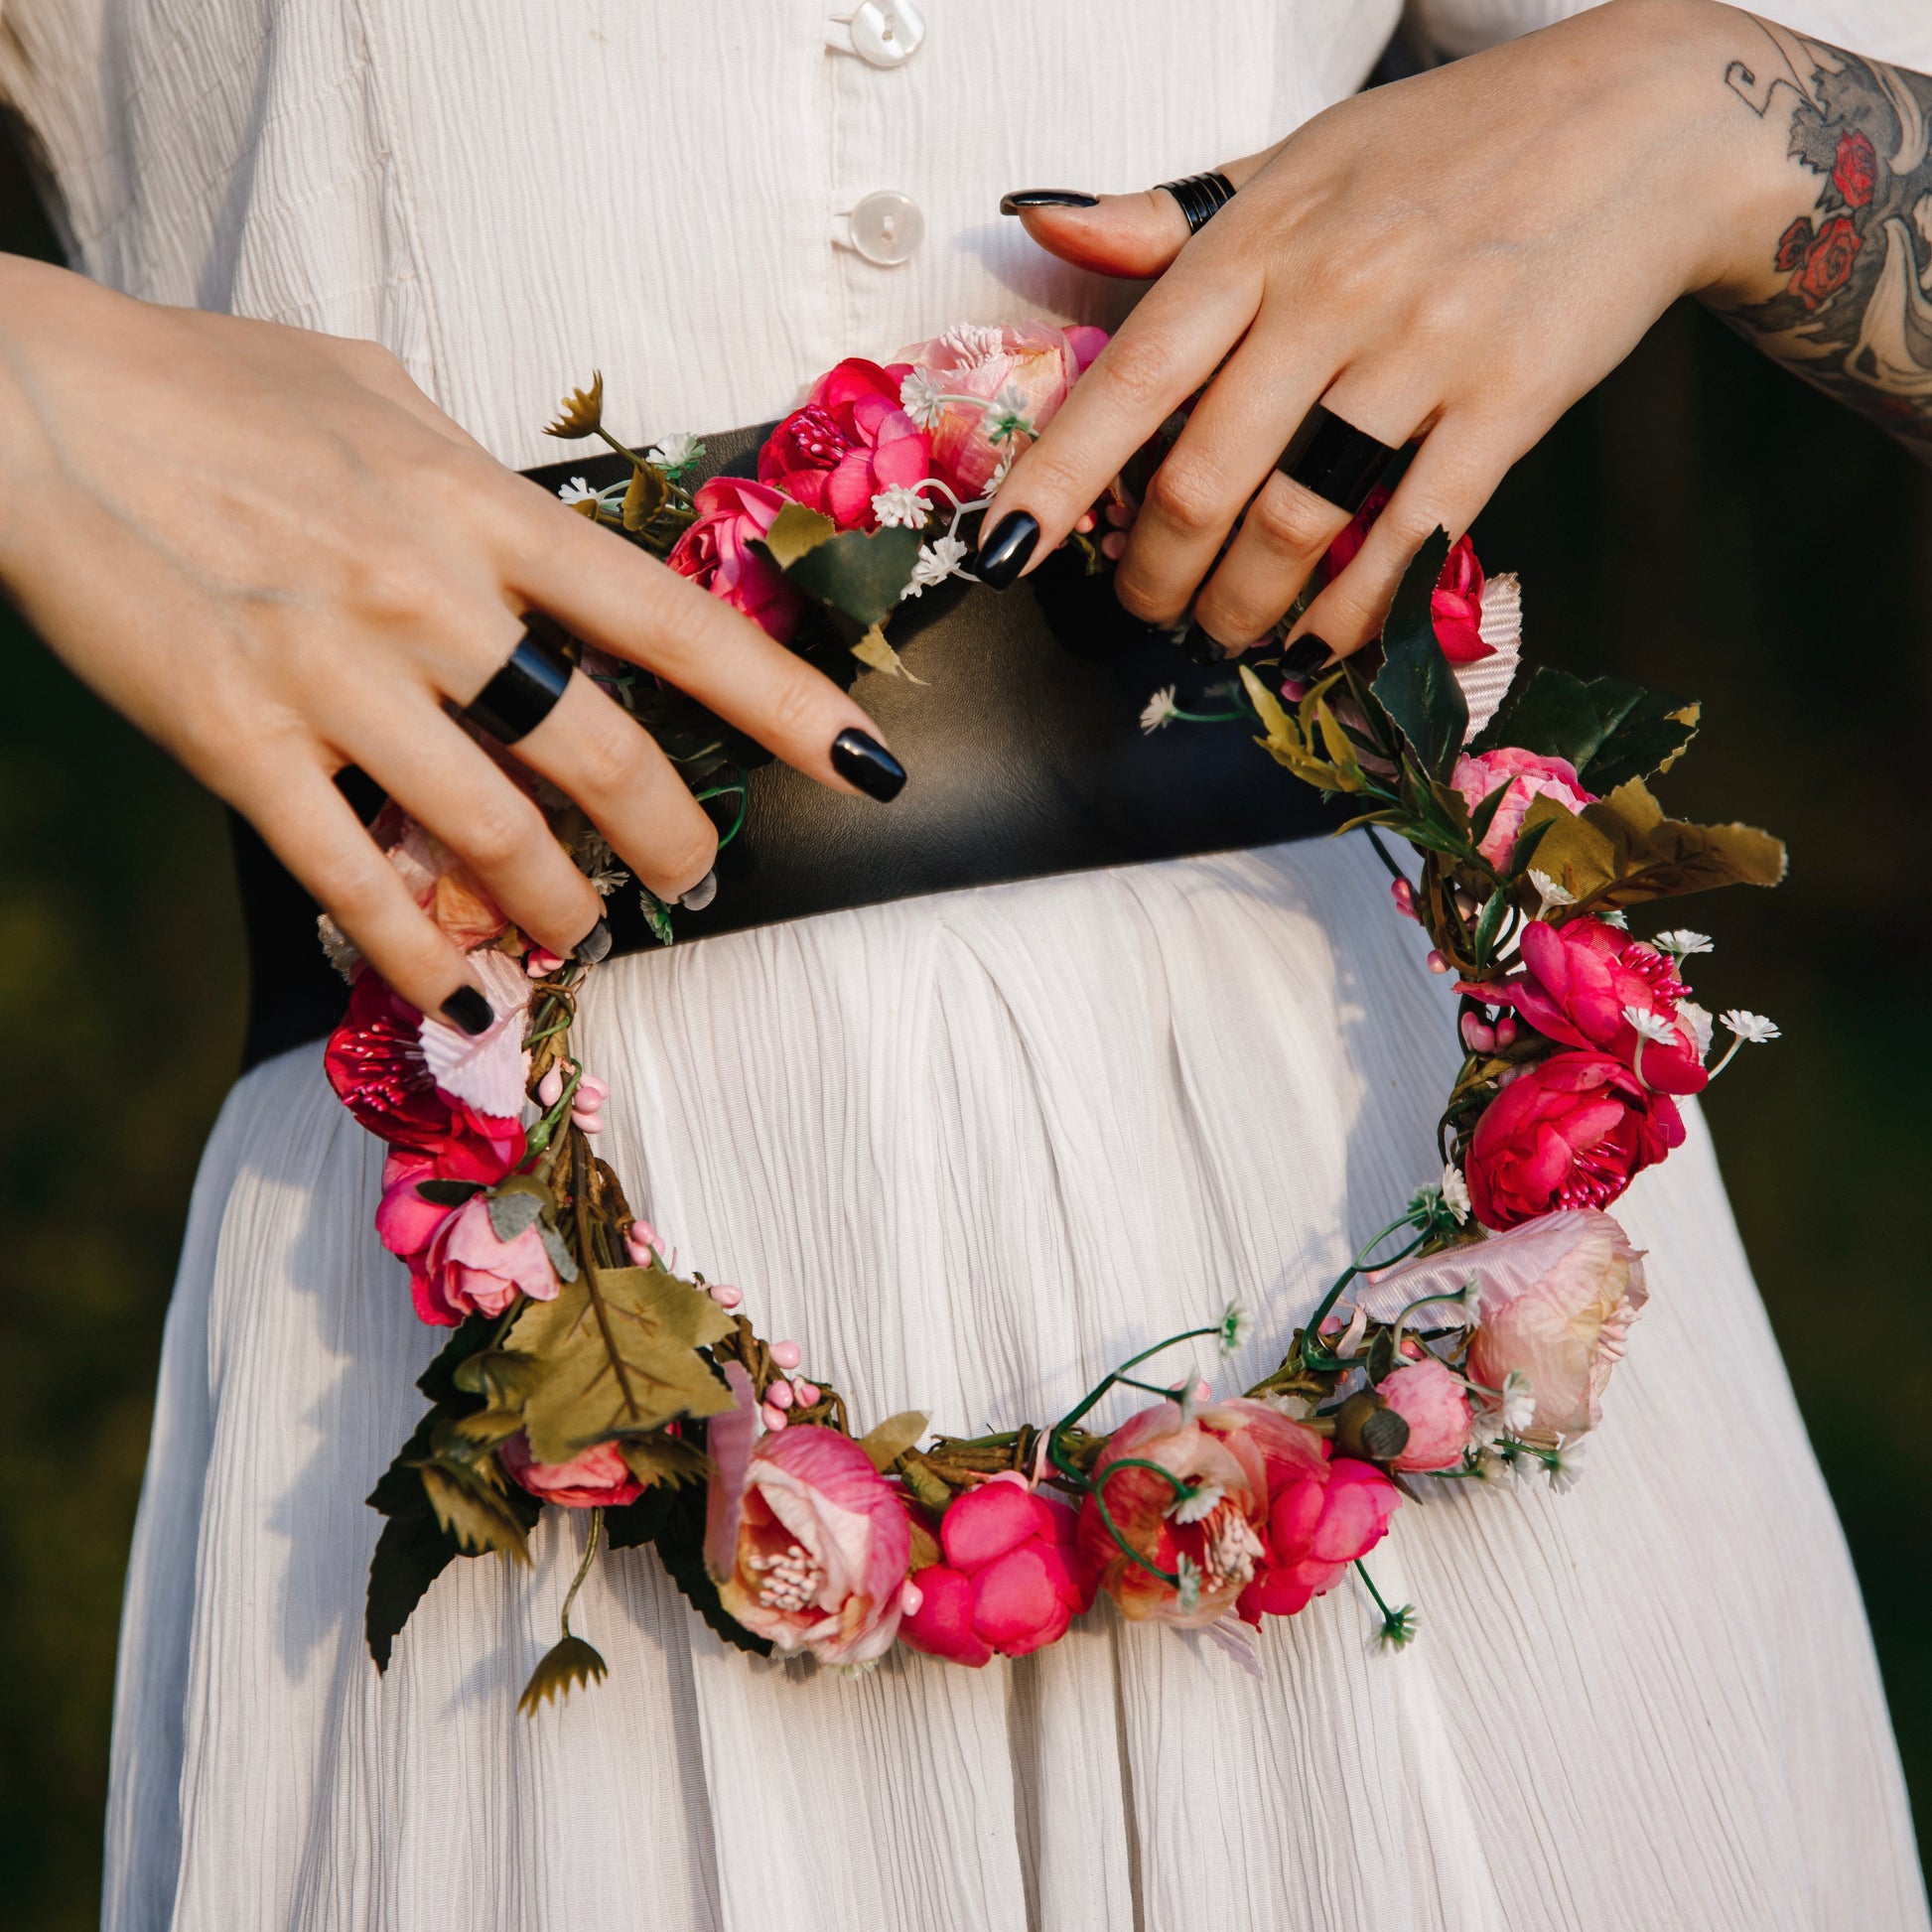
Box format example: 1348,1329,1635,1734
999,191,1099,214
1282,634,1334,680
972,511,1039,591
679,869,718,911
440,986,493,1036
575,916,613,965
831,729,906,802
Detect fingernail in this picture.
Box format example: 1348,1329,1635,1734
680,868,718,911
1282,634,1334,680
440,986,493,1036
831,728,906,802
1000,190,1099,214
575,916,613,965
972,511,1038,591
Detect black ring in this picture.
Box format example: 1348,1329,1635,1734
1276,404,1397,515
462,614,576,746
1156,171,1236,236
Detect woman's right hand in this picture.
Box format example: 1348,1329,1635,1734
0,255,898,1030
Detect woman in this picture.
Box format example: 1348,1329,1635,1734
0,1,1923,1927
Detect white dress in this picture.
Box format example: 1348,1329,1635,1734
2,4,1923,1929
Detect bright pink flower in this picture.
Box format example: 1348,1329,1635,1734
665,476,803,640
1076,1397,1326,1627
499,1433,642,1510
1449,746,1596,869
417,1191,561,1324
759,358,932,530
1237,1457,1400,1623
899,1474,1096,1666
1483,918,1707,1096
1377,1358,1473,1471
897,321,1095,498
1464,1051,1683,1230
1431,535,1491,664
324,971,525,1170
712,1423,911,1664
374,1142,523,1321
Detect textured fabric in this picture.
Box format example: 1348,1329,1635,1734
104,836,1926,1932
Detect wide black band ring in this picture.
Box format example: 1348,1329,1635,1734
1276,404,1397,516
462,614,576,746
1156,171,1237,236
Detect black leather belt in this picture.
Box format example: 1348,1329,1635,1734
232,425,1335,1071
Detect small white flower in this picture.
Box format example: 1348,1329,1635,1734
1678,998,1715,1059
1499,1369,1536,1435
1598,908,1630,929
1174,1552,1203,1615
1440,1163,1471,1225
902,533,968,600
1721,1009,1781,1045
1527,869,1576,919
1653,928,1714,958
986,381,1035,447
557,476,599,505
589,866,630,898
898,367,945,430
649,432,704,474
1218,1300,1253,1354
1141,684,1179,734
985,445,1018,492
871,483,931,529
1622,1005,1679,1045
1546,1437,1587,1494
1169,1481,1225,1526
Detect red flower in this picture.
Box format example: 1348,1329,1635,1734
499,1434,642,1510
665,476,803,641
1236,1456,1400,1623
1789,214,1863,311
1774,215,1814,273
1320,487,1492,663
1832,128,1877,208
759,358,932,530
1464,1051,1684,1230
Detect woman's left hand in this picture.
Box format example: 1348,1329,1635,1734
977,0,1801,656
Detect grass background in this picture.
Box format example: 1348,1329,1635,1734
2,131,1928,1930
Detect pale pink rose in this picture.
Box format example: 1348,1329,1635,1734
1378,1358,1473,1471
711,1422,911,1664
498,1433,642,1510
1075,1397,1326,1627
898,321,1095,497
1449,746,1595,869
419,1191,561,1322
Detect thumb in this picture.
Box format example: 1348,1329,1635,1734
999,146,1282,279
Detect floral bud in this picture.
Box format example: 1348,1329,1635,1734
771,1339,803,1371
1390,879,1418,921
1332,1389,1412,1464
1461,1014,1496,1054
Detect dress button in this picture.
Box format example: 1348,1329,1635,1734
849,0,925,68
848,190,924,265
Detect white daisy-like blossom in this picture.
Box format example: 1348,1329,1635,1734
589,866,631,898
649,432,704,472
901,533,969,600
1528,869,1577,919
1219,1299,1253,1354
1141,684,1179,734
556,476,599,505
1598,908,1630,929
1653,928,1714,958
1169,1480,1226,1526
1721,1009,1781,1045
986,381,1035,447
1546,1438,1587,1494
1441,1163,1471,1225
1622,1004,1679,1045
1678,998,1715,1060
897,366,945,431
870,483,931,529
985,445,1018,492
1499,1369,1536,1435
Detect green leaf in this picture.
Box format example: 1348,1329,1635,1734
415,1177,485,1207
603,1474,772,1657
517,1634,609,1715
621,464,667,533
774,525,922,627
857,1410,928,1473
759,501,839,570
1465,781,1511,855
1370,529,1465,780
1471,666,1701,791
616,1430,713,1488
418,1461,534,1565
638,887,676,947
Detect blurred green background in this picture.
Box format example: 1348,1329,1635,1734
2,128,1928,1932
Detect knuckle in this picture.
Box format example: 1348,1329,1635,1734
345,548,453,632
1248,482,1340,556
655,820,718,894
1144,457,1229,540
459,793,546,875
1112,570,1186,626
1098,332,1179,417
568,710,650,801
763,668,830,746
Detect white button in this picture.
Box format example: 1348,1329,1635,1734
849,0,924,68
848,190,923,265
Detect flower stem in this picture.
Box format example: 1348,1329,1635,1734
1297,1217,1430,1371
1052,1324,1225,1434
560,1507,604,1639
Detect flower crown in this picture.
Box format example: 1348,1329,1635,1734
323,320,1785,1707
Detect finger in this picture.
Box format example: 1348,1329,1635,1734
492,488,906,801
1108,337,1346,629
1286,419,1508,660
235,749,495,1031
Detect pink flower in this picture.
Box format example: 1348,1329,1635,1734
499,1433,642,1510
1449,746,1596,870
1377,1358,1473,1471
711,1423,911,1664
1431,535,1492,664
1237,1457,1400,1623
897,321,1096,498
417,1191,561,1324
1483,918,1708,1096
665,476,803,641
1464,1051,1683,1230
1076,1397,1326,1627
759,358,932,531
899,1474,1096,1666
374,1143,524,1323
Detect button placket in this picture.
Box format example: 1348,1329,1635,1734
825,0,926,69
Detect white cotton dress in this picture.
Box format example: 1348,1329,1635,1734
2,2,1925,1928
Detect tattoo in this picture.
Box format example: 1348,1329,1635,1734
1717,19,1932,451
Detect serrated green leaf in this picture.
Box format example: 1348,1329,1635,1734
1371,529,1465,780
603,1475,772,1657
419,1461,534,1565
517,1634,609,1715
616,1430,713,1488
759,501,839,571
1472,666,1701,791
776,525,922,626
